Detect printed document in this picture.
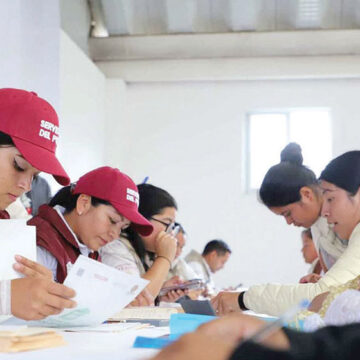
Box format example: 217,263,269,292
31,255,148,327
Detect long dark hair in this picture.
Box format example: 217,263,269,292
123,183,177,270
49,185,111,213
259,143,318,207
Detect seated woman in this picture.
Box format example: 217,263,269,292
295,151,360,330
212,144,360,316
30,166,153,283
100,183,186,301
0,88,76,321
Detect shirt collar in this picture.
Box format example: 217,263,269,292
53,205,91,257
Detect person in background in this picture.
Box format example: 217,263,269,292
0,88,76,320
101,183,186,302
186,239,231,296
299,228,322,284
24,175,52,216
167,223,198,281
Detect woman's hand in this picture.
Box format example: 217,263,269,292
299,273,322,284
198,313,290,350
11,277,76,320
154,231,177,263
13,255,53,280
159,276,188,302
160,289,188,303
150,332,236,360
308,291,330,312
211,291,242,315
128,288,154,307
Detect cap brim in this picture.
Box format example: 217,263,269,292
12,137,70,186
112,203,153,236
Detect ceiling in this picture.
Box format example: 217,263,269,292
91,0,360,37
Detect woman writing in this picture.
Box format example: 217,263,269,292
0,88,76,320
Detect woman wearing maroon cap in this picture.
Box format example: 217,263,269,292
0,88,76,320
29,167,153,285
101,183,187,301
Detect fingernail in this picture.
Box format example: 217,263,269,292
15,255,22,261
13,263,21,270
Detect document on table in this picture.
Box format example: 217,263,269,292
0,220,36,281
61,322,148,332
30,255,148,328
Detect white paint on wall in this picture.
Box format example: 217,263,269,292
105,78,360,288
0,0,61,109
59,30,106,189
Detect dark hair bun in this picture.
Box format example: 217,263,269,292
280,142,303,165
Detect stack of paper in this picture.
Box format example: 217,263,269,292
109,306,178,326
0,327,65,353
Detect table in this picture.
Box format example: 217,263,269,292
1,325,169,360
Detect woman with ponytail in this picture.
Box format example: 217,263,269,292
212,144,360,316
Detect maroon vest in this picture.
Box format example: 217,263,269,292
27,205,99,283
0,210,10,219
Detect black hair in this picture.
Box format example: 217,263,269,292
123,183,177,270
0,131,14,146
175,222,186,235
319,151,360,196
202,239,231,256
301,228,313,239
49,185,111,214
259,143,318,207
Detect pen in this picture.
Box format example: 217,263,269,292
244,299,310,344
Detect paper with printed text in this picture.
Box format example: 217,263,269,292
31,255,148,327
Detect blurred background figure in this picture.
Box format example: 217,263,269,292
301,229,321,274
22,175,52,216
186,239,231,296
299,228,323,283
167,223,198,281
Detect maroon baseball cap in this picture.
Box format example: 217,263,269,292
0,88,70,185
73,166,153,236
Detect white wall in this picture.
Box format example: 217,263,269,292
58,30,106,189
0,0,61,108
0,1,107,193
105,78,360,288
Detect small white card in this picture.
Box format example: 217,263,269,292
31,255,148,328
0,220,36,281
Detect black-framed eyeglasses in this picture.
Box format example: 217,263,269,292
150,217,175,232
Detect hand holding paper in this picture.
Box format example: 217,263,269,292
31,255,148,327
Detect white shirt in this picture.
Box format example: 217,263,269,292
185,250,216,294
100,236,146,276
167,258,198,281
36,205,91,281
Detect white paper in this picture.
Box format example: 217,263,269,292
0,220,36,281
60,322,146,333
31,255,148,328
